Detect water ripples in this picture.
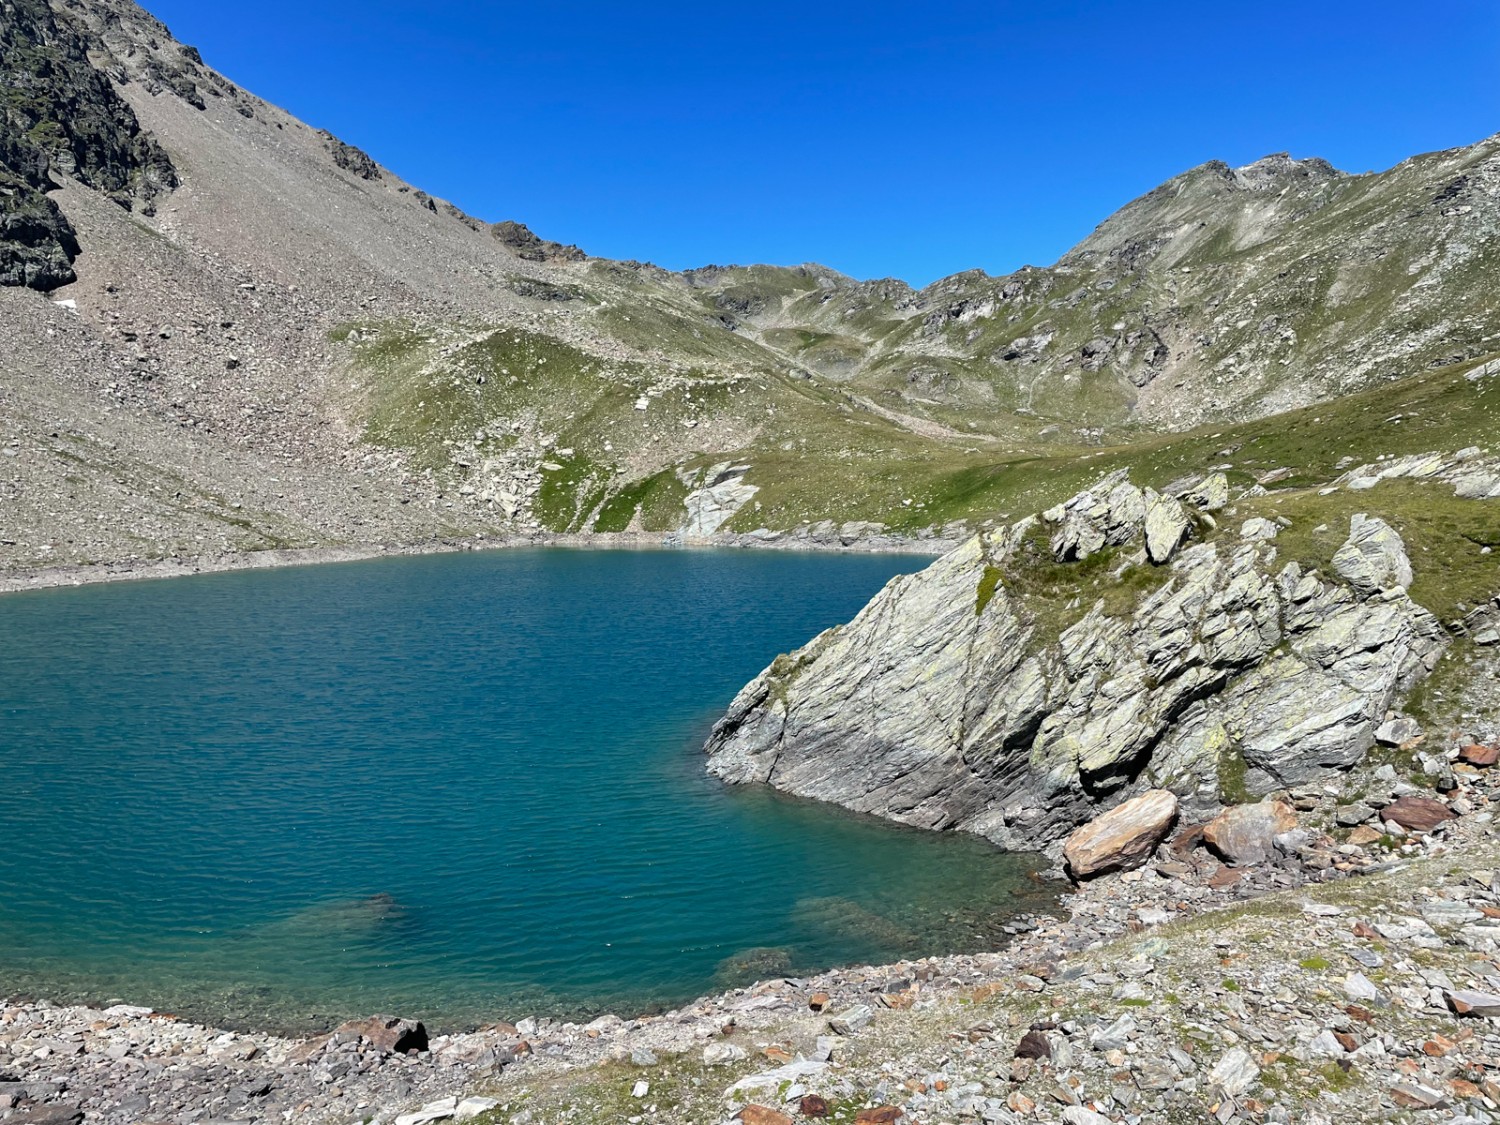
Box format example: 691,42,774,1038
0,549,1053,1031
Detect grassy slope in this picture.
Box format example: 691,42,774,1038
340,292,1499,549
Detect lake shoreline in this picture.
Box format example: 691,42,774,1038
0,529,956,596
3,787,1492,1124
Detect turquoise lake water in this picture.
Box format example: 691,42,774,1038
0,548,1052,1033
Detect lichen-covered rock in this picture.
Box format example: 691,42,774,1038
705,473,1449,855
1182,472,1230,512
681,463,759,536
1062,789,1178,879
1143,488,1190,563
1333,514,1414,594
1041,470,1147,561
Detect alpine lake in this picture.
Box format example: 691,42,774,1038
0,548,1053,1034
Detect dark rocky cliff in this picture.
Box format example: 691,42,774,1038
0,0,176,288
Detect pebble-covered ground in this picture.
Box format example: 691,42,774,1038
4,707,1500,1125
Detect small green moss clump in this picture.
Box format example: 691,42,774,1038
975,565,1002,616
1218,747,1251,805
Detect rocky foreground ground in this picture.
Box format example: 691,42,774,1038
4,705,1500,1125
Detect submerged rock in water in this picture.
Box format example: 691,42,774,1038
704,471,1449,855
793,897,922,952
715,947,793,987
263,892,408,938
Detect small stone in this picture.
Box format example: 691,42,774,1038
1061,1108,1112,1125
631,1079,649,1098
853,1108,903,1124
1335,804,1375,827
1016,1030,1052,1059
704,1042,748,1065
798,1094,830,1118
455,1099,501,1122
1344,973,1385,1005
1374,714,1422,746
1348,826,1384,847
828,1005,873,1035
1208,1046,1260,1097
808,991,831,1012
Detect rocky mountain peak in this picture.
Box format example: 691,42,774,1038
1231,151,1345,189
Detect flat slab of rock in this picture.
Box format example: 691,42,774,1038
1379,796,1455,834
1143,489,1190,563
1203,799,1298,866
1208,1045,1261,1097
1447,990,1500,1017
1063,790,1179,879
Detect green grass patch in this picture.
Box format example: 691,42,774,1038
1235,479,1500,622
975,564,1002,616
591,469,690,533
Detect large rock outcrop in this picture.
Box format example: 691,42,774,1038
704,473,1450,855
0,0,178,289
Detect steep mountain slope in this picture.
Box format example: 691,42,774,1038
1,0,1497,576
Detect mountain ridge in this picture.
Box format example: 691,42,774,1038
1,0,1497,577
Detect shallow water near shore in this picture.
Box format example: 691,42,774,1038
0,548,1052,1033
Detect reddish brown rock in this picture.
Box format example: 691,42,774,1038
1063,790,1179,880
1347,825,1384,847
1203,799,1298,866
334,1014,428,1054
1169,823,1207,857
854,1109,903,1124
1460,744,1499,767
1208,866,1245,889
808,991,831,1012
737,1106,794,1125
1016,1030,1052,1059
1380,796,1456,834
798,1095,830,1118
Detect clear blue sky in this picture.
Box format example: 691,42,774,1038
142,0,1500,287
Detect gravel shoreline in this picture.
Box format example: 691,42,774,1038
0,530,956,596
5,721,1500,1124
